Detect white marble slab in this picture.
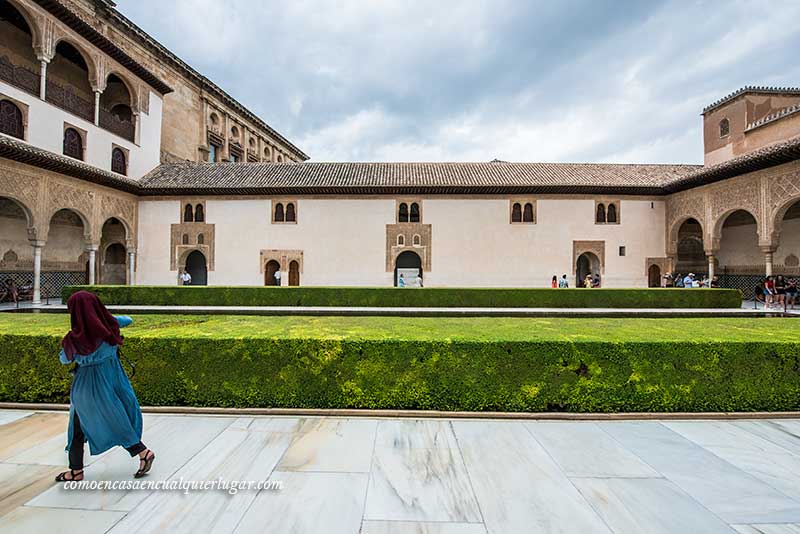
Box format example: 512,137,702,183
375,419,459,449
0,410,33,426
277,417,377,472
246,416,305,433
527,421,659,478
574,477,736,534
666,421,800,501
233,471,368,534
27,415,235,512
733,421,800,456
108,424,294,534
0,505,124,534
732,525,800,534
453,420,610,534
361,521,487,534
601,421,800,524
365,445,482,523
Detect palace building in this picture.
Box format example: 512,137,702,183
1,0,799,302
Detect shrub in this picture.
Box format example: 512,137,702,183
1,316,796,412
62,286,742,309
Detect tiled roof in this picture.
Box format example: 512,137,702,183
746,104,800,132
3,132,799,198
139,161,700,196
702,86,800,115
0,134,140,194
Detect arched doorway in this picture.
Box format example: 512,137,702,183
576,252,600,287
265,260,280,286
717,210,759,297
676,218,705,276
394,250,422,287
776,200,800,277
43,208,89,298
648,264,662,288
0,1,40,99
288,260,300,286
185,250,207,286
0,196,34,302
102,243,126,284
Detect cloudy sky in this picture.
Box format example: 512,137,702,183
119,0,800,164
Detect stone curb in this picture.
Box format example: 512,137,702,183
1,402,798,420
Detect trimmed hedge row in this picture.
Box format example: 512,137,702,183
1,332,797,412
62,286,743,309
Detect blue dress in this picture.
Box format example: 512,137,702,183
60,316,143,455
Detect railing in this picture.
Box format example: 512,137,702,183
45,78,94,122
99,108,135,142
0,56,40,97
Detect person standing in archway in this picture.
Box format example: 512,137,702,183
180,269,192,286
55,291,155,482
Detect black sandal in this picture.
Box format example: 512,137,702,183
55,469,83,482
134,449,155,478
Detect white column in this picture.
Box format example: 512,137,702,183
31,241,43,305
765,250,774,277
87,247,97,285
127,249,135,286
39,60,48,100
706,254,715,281
94,91,101,126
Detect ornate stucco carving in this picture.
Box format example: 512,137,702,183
259,250,303,272
386,223,432,272
170,222,215,271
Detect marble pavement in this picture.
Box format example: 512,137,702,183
1,409,800,533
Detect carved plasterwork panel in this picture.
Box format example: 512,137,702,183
707,177,762,238
170,223,215,271
386,223,432,271
573,240,605,274
259,250,304,272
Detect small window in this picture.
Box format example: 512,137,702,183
607,203,617,223
397,234,405,246
511,203,522,223
286,203,296,222
277,154,284,163
197,233,204,245
209,143,218,162
181,233,189,245
398,203,409,223
596,203,606,224
523,203,534,223
183,203,193,222
111,147,127,175
413,234,421,246
619,246,626,257
231,125,239,140
209,113,219,128
0,100,24,140
230,153,238,163
195,204,205,222
264,147,271,161
274,202,285,222
719,118,730,138
63,127,83,160
410,203,420,223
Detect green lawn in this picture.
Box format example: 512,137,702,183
0,314,796,342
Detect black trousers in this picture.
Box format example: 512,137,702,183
69,411,147,470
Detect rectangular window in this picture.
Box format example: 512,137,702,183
209,143,218,162
230,153,238,163
619,246,626,257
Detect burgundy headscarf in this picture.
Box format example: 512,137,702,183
61,291,124,361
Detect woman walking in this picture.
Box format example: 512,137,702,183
55,291,155,482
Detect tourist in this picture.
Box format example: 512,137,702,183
398,273,406,287
683,273,694,288
179,269,191,286
592,274,601,288
710,276,720,288
673,273,684,288
2,279,18,304
775,275,786,308
584,274,593,288
663,272,674,288
416,274,423,288
764,276,775,308
786,279,797,310
551,275,558,288
559,274,569,288
55,291,155,483
274,269,282,286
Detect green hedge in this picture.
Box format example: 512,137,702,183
62,286,742,308
1,316,796,412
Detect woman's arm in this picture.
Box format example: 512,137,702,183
59,348,70,365
115,315,133,328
